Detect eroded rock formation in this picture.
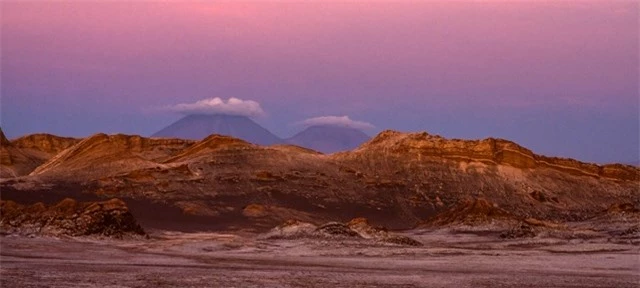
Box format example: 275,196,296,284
0,198,145,238
1,130,638,232
261,218,422,246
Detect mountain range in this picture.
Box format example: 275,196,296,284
1,128,637,232
152,114,282,146
151,114,370,153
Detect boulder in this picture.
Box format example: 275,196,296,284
0,198,145,238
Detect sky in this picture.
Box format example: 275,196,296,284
1,1,638,164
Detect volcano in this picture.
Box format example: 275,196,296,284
286,125,370,153
152,114,282,145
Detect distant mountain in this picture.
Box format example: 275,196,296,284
152,114,282,145
286,125,370,153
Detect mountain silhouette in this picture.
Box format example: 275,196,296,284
152,114,282,145
286,125,370,153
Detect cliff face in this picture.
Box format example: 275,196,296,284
11,134,80,154
0,128,14,166
342,130,638,181
0,129,48,177
0,128,10,147
2,130,638,231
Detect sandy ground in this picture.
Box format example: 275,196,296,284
1,230,638,288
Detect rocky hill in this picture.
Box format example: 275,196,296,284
30,133,194,179
1,130,637,232
1,130,46,177
0,130,81,178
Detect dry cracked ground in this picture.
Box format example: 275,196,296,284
1,228,639,288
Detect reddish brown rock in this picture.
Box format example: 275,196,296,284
2,130,638,231
0,198,145,238
425,198,515,226
11,133,79,154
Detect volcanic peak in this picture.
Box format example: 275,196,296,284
286,125,371,154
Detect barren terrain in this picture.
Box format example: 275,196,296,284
2,228,638,288
1,130,638,287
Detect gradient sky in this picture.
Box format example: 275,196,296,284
1,1,638,164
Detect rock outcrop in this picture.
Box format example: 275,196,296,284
261,218,422,246
11,133,79,154
347,217,423,246
0,198,145,238
0,128,47,178
424,198,515,226
0,128,10,146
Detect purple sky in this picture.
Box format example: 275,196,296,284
1,1,638,164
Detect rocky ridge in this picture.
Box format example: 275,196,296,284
0,129,49,178
1,130,638,233
340,130,638,181
30,133,195,178
11,133,79,154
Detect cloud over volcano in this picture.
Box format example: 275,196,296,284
297,116,375,130
166,97,266,118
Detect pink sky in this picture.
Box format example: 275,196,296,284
1,1,638,163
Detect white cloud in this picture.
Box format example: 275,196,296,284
297,115,375,130
165,97,265,117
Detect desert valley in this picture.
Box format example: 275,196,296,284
1,121,638,287
2,1,639,287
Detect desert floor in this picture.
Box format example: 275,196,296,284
1,229,638,288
